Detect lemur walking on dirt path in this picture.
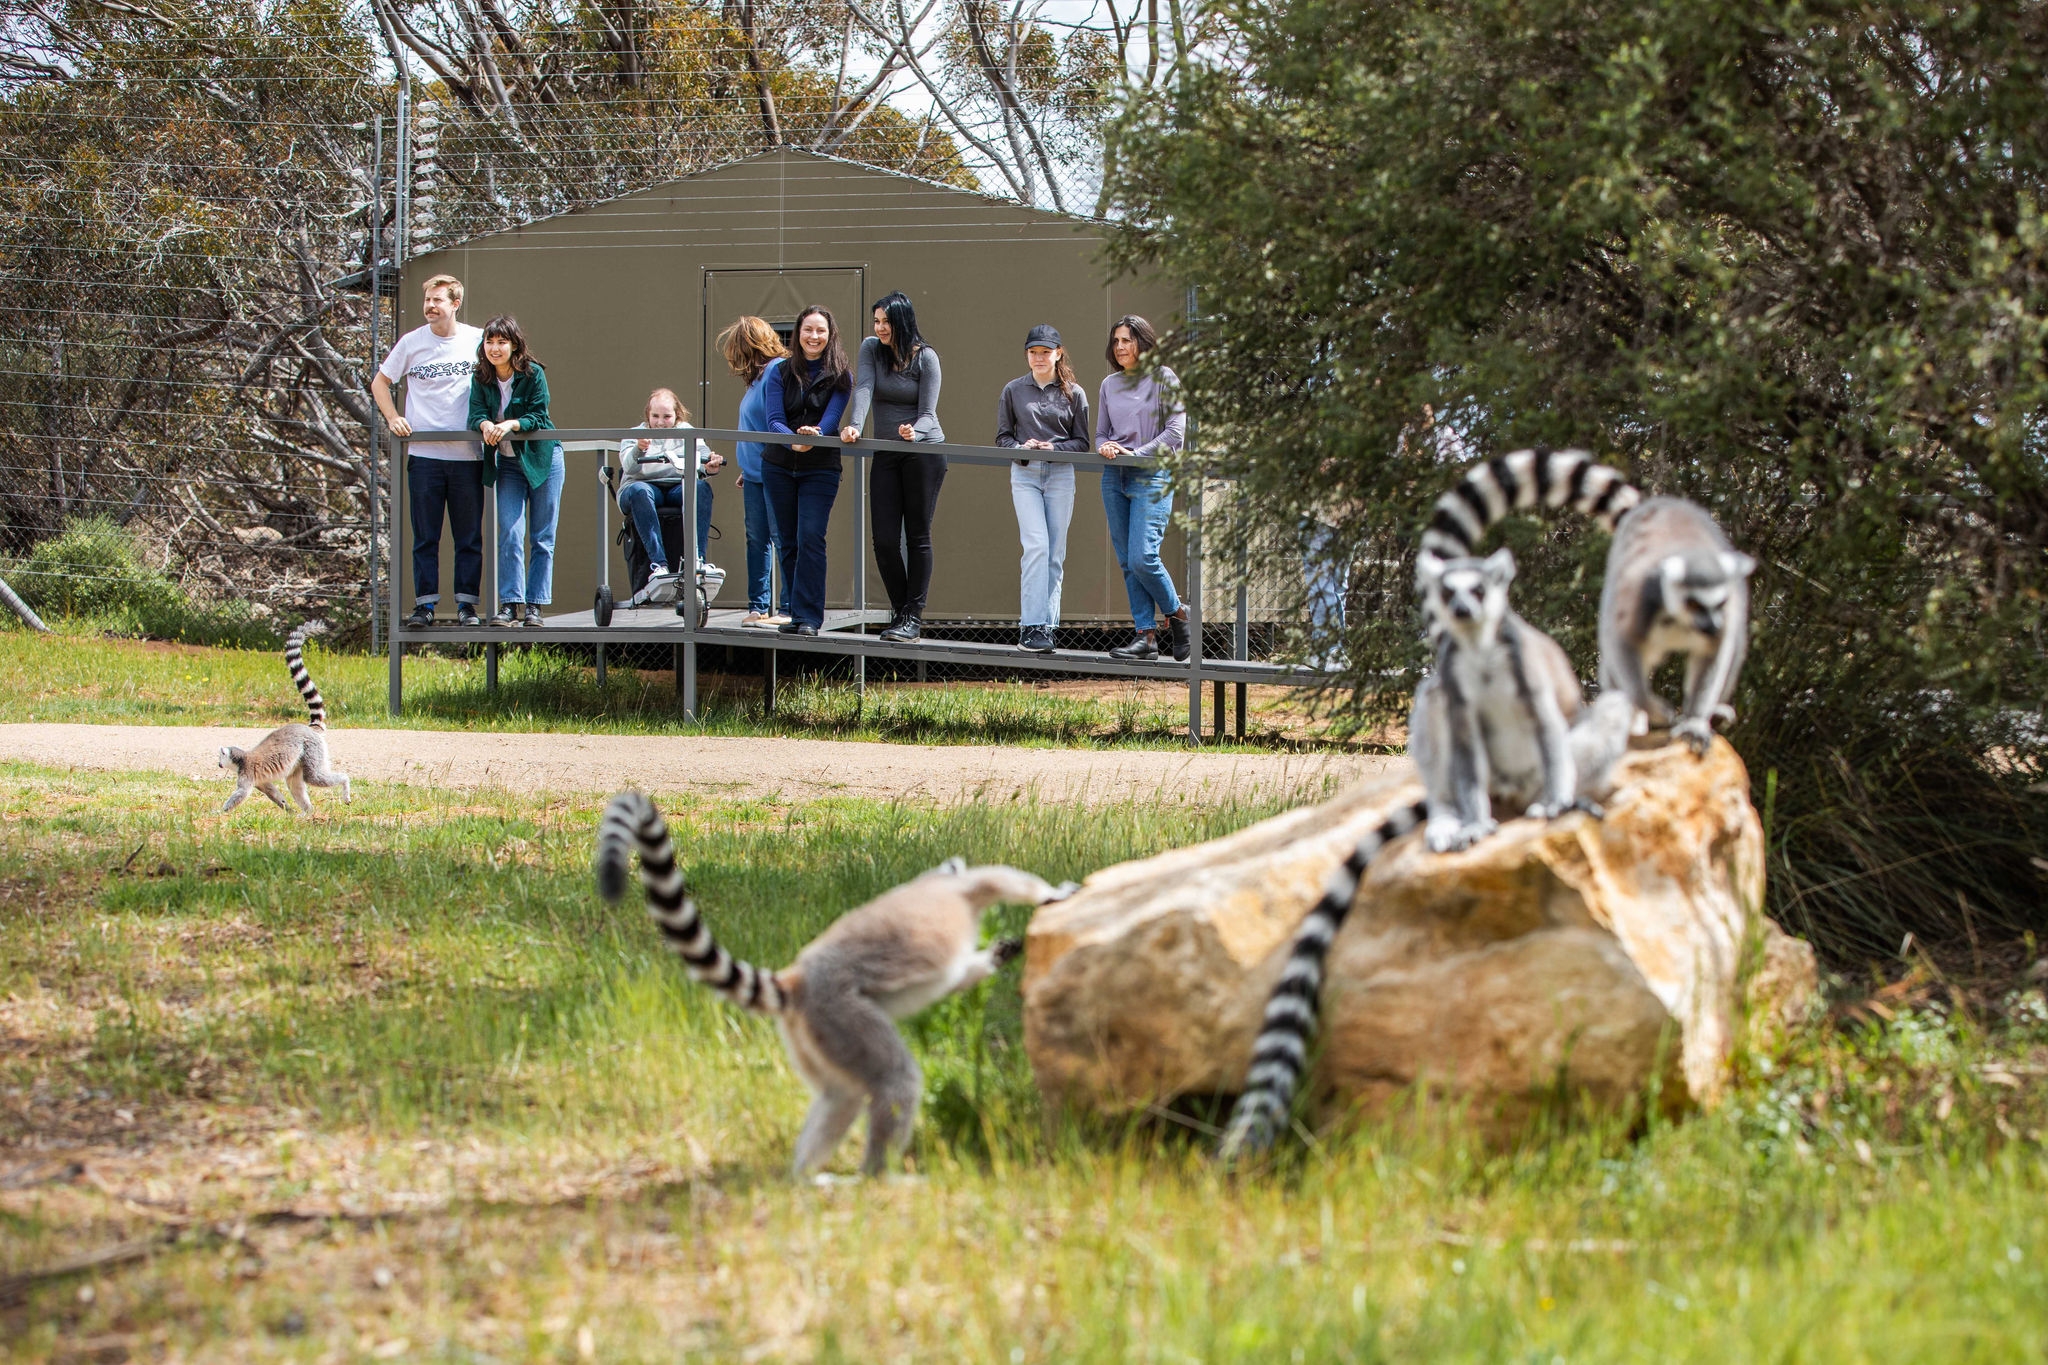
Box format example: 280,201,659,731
217,621,351,814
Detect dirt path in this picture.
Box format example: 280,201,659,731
0,723,1395,805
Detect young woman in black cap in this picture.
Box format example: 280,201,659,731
995,325,1090,653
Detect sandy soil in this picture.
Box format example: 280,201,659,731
0,723,1395,805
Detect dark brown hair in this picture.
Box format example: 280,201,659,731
790,304,852,391
1104,314,1159,369
474,314,537,384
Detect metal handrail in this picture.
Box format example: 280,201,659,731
398,425,1167,471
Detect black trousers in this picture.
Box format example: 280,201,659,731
869,448,947,617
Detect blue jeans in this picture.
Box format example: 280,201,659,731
617,479,714,574
407,455,484,607
495,449,565,605
759,461,841,630
740,475,784,614
1305,521,1348,633
1101,464,1180,632
1010,460,1074,628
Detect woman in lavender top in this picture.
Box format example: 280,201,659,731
1095,315,1189,662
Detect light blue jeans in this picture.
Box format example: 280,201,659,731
1101,464,1180,633
1010,459,1075,628
1305,521,1348,633
618,478,714,575
495,449,564,605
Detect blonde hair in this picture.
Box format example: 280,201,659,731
717,315,788,385
645,387,689,423
421,273,464,305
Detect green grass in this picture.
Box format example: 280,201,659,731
2,765,2045,1361
0,626,1338,751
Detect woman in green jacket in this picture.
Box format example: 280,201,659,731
469,315,563,627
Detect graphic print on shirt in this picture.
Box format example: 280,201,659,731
378,323,483,460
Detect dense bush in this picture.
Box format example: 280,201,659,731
9,518,277,650
1103,0,2048,964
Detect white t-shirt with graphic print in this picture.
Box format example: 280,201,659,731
378,322,484,461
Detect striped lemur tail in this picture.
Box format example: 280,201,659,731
284,621,330,729
595,791,789,1014
1417,447,1642,583
1219,797,1429,1163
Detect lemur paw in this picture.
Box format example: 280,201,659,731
1672,718,1714,756
989,936,1025,966
934,855,967,876
1044,880,1080,903
1526,798,1604,822
1425,818,1496,854
1573,797,1606,820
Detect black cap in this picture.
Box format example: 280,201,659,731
1025,324,1062,349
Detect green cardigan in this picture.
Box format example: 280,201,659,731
468,362,562,488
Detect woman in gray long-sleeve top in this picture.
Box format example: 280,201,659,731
839,291,944,643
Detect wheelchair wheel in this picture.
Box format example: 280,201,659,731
593,584,614,628
675,583,710,629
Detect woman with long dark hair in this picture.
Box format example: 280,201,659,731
839,290,943,643
1095,314,1188,661
996,324,1089,654
761,304,853,637
467,314,562,627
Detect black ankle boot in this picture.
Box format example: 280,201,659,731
1110,631,1159,661
1167,611,1191,662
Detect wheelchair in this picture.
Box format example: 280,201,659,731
593,464,725,629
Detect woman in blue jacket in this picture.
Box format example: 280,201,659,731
468,314,562,627
719,315,791,627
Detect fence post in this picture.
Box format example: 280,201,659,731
1186,470,1204,744
387,433,404,716
681,451,699,720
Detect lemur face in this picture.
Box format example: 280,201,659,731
218,746,245,771
1658,551,1753,640
1422,548,1514,643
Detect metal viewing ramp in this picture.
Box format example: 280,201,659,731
385,427,1322,739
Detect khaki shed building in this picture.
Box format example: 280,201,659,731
396,147,1186,623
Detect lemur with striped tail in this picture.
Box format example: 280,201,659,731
1418,447,1756,755
1218,546,1637,1162
596,792,1077,1178
218,621,350,814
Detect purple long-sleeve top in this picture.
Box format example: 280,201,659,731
1094,367,1186,459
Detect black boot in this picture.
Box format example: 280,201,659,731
881,614,921,643
1109,630,1159,661
1167,610,1191,663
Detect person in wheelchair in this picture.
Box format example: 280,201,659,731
618,387,722,594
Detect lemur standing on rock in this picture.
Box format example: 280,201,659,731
597,791,1077,1178
218,621,350,814
1219,546,1636,1161
1418,447,1756,755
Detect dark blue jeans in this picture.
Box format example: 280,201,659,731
740,475,784,614
617,478,713,573
759,461,841,629
408,455,485,607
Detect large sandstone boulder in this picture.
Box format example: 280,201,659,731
1023,740,1817,1135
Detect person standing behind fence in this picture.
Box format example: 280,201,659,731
468,315,563,628
375,274,484,629
617,387,723,584
840,291,944,644
762,305,853,638
997,325,1090,655
718,316,791,628
1096,314,1190,662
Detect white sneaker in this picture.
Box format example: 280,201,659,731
741,611,766,627
757,612,792,628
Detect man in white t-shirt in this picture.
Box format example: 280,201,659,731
375,273,485,628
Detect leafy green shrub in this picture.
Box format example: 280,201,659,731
9,517,277,649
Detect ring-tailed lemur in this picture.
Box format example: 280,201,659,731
218,622,351,814
597,792,1077,1178
1218,548,1636,1161
1418,447,1756,755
